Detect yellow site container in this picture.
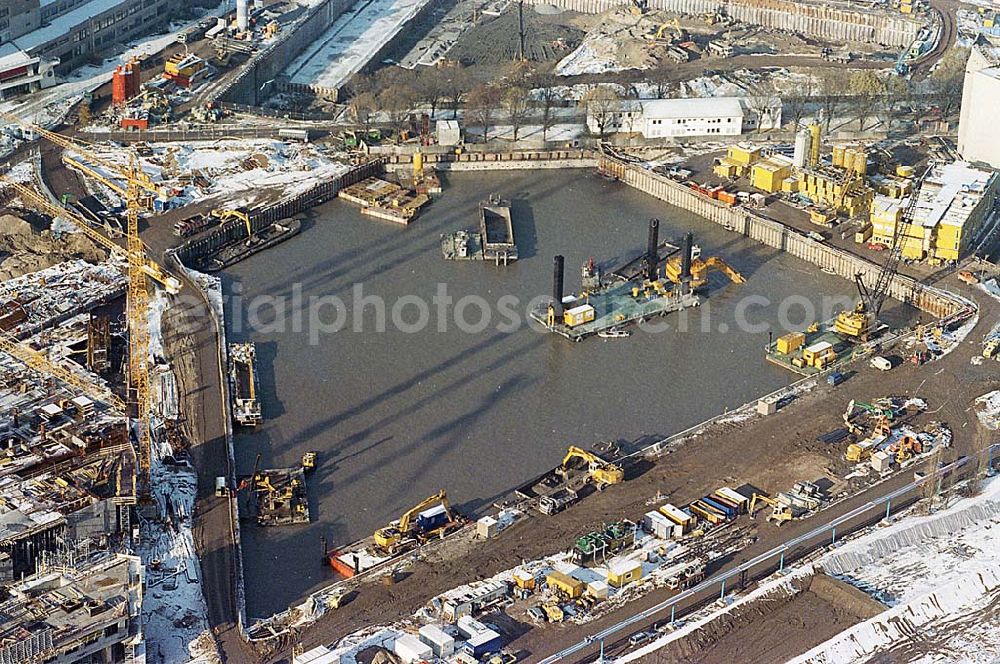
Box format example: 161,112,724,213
607,558,643,588
546,571,584,598
713,160,738,179
751,158,792,193
776,331,805,355
802,341,836,367
986,17,995,27
564,304,595,328
781,176,800,193
896,164,914,178
855,224,873,244
726,144,761,167
513,569,536,590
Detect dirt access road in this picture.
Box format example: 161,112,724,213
243,271,998,663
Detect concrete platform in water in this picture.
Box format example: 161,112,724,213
440,194,518,265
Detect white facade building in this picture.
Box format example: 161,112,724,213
587,96,782,139
958,44,1000,170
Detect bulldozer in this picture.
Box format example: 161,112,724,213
373,489,459,554
749,493,792,525
557,446,624,489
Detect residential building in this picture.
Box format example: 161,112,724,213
587,96,782,139
958,43,1000,169
0,43,58,100
869,161,999,263
0,551,144,664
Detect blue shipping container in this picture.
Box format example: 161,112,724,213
701,495,736,518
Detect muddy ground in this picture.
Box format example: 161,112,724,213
241,270,999,663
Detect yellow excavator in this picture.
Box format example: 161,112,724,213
558,446,624,488
211,207,253,238
664,255,745,289
374,489,458,554
748,493,792,525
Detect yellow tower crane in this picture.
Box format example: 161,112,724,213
0,177,180,293
0,112,162,500
0,110,163,207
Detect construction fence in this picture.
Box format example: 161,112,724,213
597,152,972,321
382,149,596,171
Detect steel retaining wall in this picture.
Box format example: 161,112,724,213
172,159,385,264
598,154,969,320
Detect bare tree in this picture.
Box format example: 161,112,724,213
783,76,815,129
648,62,675,99
930,46,971,116
582,86,622,140
467,84,502,142
849,69,886,132
880,76,910,131
817,69,848,133
350,91,378,135
441,63,472,119
532,74,564,142
415,67,446,119
502,84,532,142
743,79,776,132
378,84,416,141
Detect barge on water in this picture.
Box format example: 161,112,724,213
338,177,429,225
198,217,301,272
229,342,262,427
441,193,518,264
245,467,310,527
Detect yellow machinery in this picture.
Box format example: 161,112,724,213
374,489,457,553
0,111,163,208
558,446,624,488
0,178,180,293
748,493,792,525
542,603,564,623
664,255,745,288
809,167,857,226
892,435,922,464
647,18,682,41
211,207,252,238
0,115,160,500
835,168,928,341
301,451,317,471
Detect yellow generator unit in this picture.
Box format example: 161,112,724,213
564,304,595,328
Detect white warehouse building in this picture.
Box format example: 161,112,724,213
586,97,782,139
958,44,1000,170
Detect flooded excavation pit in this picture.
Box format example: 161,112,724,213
223,168,861,616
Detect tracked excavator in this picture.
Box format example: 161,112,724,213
557,446,625,488
374,490,460,554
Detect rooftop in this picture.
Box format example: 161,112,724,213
14,0,132,53
912,160,995,230
639,97,745,120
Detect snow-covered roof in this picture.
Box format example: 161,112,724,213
14,0,132,53
0,44,34,73
640,97,744,120
912,160,995,230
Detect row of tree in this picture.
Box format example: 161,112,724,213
343,47,971,142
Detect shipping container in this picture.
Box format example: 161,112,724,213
689,500,726,525
416,504,449,531
642,510,673,539
715,487,749,512
546,570,584,598
607,557,643,588
394,633,432,663
463,629,502,658
658,503,694,530
419,624,455,657
701,495,736,518
456,616,490,640
708,492,741,513
279,128,312,142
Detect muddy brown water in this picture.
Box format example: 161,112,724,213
222,168,886,617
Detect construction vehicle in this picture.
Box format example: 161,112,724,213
748,493,792,525
557,446,624,488
663,254,744,289
809,168,858,226
538,487,579,515
891,434,922,464
302,451,317,472
647,18,683,42
842,399,864,435
0,177,180,293
542,603,564,623
628,0,647,15
373,489,459,554
210,207,253,238
835,168,929,341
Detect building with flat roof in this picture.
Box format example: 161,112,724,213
586,96,782,139
869,161,999,263
0,0,176,85
0,551,144,664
